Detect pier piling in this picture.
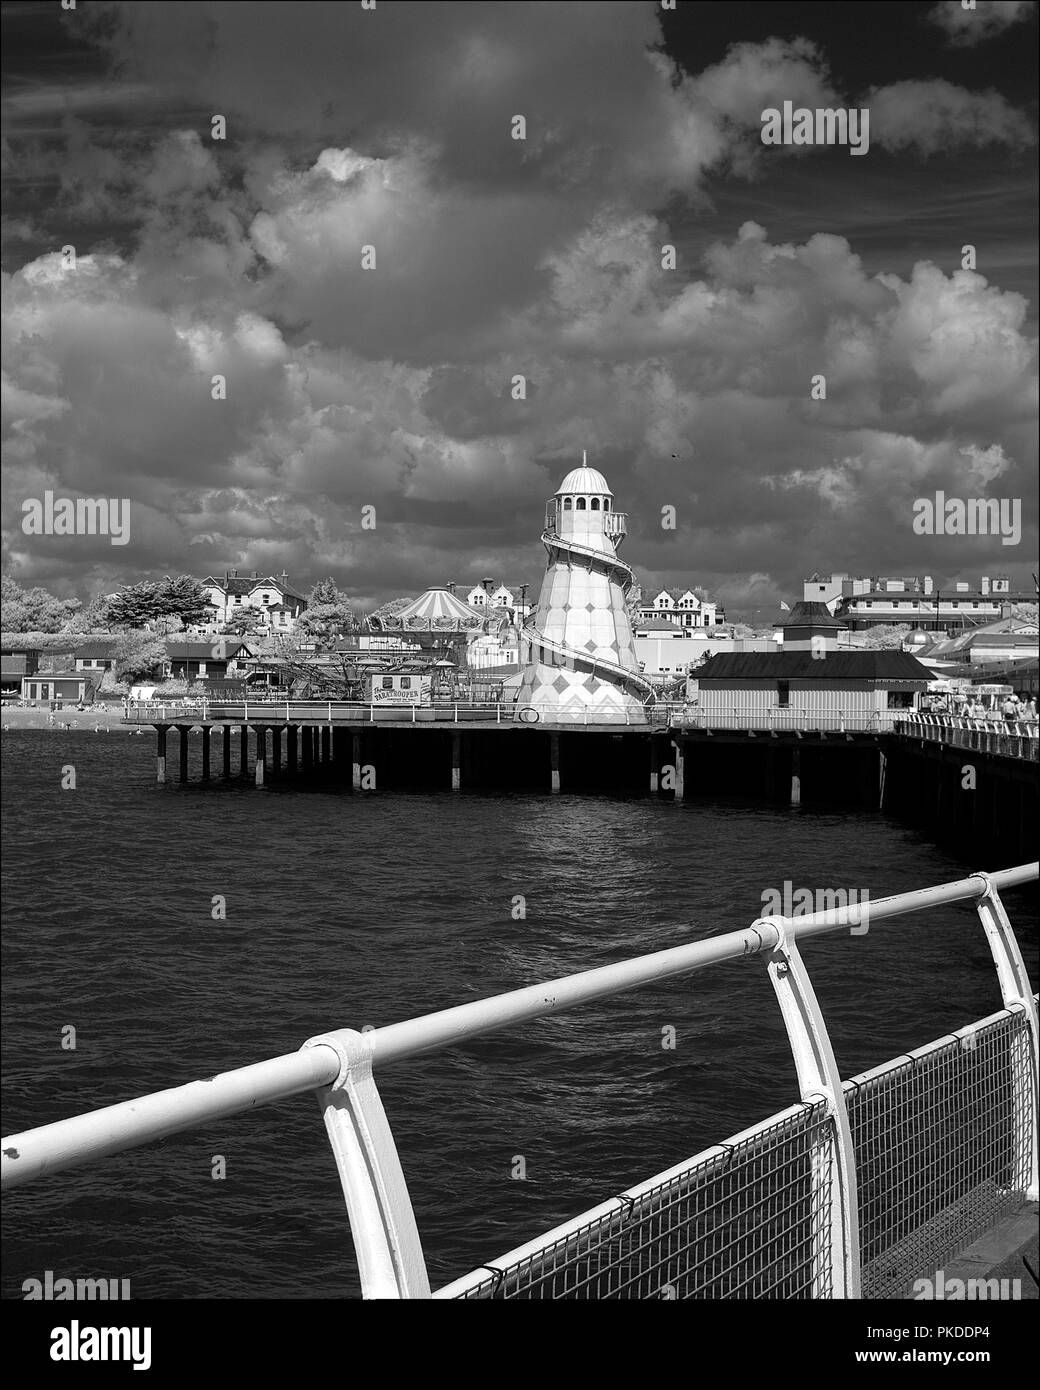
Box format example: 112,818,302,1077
550,733,561,793
790,747,801,807
156,726,168,785
254,728,266,787
178,726,190,784
201,726,211,781
451,733,461,791
222,725,232,779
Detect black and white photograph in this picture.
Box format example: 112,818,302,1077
1,0,1037,1360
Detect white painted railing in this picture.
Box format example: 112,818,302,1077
898,713,1039,761
2,863,1036,1300
677,706,899,733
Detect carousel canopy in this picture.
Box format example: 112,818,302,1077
373,587,487,631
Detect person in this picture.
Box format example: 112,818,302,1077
1001,692,1020,727
1023,695,1037,723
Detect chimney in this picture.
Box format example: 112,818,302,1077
253,570,259,579
446,582,456,595
922,575,933,595
981,576,989,595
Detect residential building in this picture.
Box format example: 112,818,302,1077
162,638,257,681
200,570,309,629
1,646,40,695
803,572,1032,631
72,639,121,672
636,587,720,628
463,580,533,623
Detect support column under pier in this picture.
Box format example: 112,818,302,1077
301,726,313,772
451,732,461,791
254,727,266,787
222,725,232,779
201,726,211,780
156,725,168,784
352,732,361,790
550,733,560,793
177,725,190,783
671,737,685,802
790,746,801,807
287,725,298,775
240,725,249,778
321,727,331,767
271,727,282,779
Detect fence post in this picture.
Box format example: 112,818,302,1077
759,919,861,1297
971,875,1039,1199
303,1029,431,1299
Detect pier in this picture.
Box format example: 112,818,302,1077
126,701,1038,861
4,862,1036,1299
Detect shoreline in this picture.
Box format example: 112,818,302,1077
1,705,131,732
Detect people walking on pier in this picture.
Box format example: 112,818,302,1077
1001,692,1021,727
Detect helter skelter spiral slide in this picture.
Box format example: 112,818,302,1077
514,458,656,725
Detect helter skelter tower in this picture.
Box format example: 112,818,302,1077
515,456,654,724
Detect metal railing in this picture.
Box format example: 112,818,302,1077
2,863,1036,1300
897,713,1039,761
122,699,518,725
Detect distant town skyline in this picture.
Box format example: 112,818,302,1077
2,0,1037,619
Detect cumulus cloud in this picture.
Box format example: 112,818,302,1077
2,3,1036,608
926,0,1035,46
867,79,1034,155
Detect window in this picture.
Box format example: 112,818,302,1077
563,497,572,510
576,497,587,510
400,677,412,690
590,498,600,510
381,677,393,690
604,499,611,511
777,681,790,707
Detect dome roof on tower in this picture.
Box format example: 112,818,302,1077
556,466,613,496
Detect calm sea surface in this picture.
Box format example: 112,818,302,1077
2,729,1036,1297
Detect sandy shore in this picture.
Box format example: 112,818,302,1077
1,704,132,732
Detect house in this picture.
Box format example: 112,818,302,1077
1,646,40,694
636,587,721,629
692,650,934,728
162,638,257,681
463,580,533,623
200,570,309,629
72,639,121,672
21,671,99,706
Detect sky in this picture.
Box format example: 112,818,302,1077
2,0,1037,619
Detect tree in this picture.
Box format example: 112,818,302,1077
308,577,341,607
105,575,212,630
298,577,356,647
859,624,914,650
369,596,414,623
1,576,80,633
113,631,168,684
61,593,113,635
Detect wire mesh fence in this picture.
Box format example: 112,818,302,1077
849,1008,1034,1298
444,1005,1035,1299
